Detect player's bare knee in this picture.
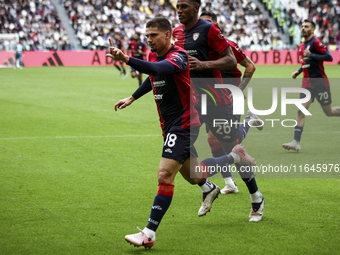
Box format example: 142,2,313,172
325,111,333,117
297,109,305,118
187,177,201,185
157,169,173,183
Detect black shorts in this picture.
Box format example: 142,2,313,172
162,126,199,164
300,84,332,106
197,103,238,143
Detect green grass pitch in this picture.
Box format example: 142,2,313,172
1,65,339,254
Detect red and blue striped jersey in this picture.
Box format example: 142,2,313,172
298,37,329,88
173,19,232,106
148,45,201,136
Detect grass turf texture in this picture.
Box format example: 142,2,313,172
1,65,339,254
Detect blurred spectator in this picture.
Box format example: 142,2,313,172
62,0,177,49
300,0,340,47
0,0,70,51
201,0,283,50
62,0,281,50
4,0,336,52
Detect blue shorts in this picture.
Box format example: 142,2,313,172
300,83,332,106
197,103,238,143
162,126,199,164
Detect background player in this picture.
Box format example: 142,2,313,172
14,39,25,69
127,32,147,86
199,11,262,195
282,19,340,152
174,0,264,221
113,32,127,79
107,17,256,248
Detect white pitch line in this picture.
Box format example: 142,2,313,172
0,131,339,140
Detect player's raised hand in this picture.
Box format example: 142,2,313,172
188,56,205,70
303,45,311,58
106,38,129,62
114,96,135,111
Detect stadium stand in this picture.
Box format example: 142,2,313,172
0,0,70,51
0,0,339,51
302,0,340,49
62,0,177,49
201,0,286,50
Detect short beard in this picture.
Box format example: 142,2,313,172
151,48,157,52
304,31,312,39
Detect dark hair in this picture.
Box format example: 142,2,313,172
146,17,172,34
303,19,315,28
190,0,201,6
200,11,217,23
135,32,141,38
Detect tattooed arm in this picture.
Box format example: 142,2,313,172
238,56,256,91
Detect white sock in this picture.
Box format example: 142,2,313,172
143,227,156,240
224,177,236,187
229,152,241,164
250,190,263,203
199,179,214,193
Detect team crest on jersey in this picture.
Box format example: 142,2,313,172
193,33,199,41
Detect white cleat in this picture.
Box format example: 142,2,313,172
232,144,256,166
125,227,155,249
220,184,239,194
198,184,220,216
249,198,264,222
246,110,263,131
282,140,301,151
123,73,128,80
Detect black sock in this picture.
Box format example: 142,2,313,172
146,183,174,232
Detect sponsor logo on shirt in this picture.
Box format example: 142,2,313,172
153,80,165,87
154,94,163,100
218,32,225,39
302,64,310,68
187,49,197,56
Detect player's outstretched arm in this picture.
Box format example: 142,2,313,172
239,56,256,91
106,38,176,75
127,58,176,76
